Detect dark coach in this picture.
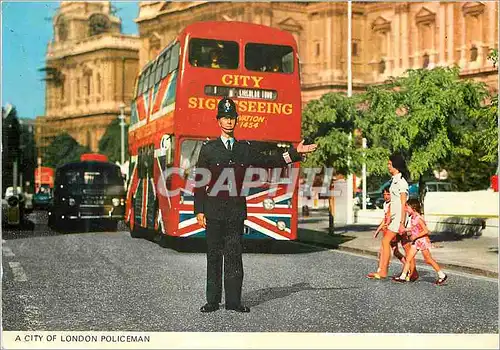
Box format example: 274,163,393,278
194,97,317,313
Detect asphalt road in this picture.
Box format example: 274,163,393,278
2,211,498,333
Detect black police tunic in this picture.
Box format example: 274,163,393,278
194,138,301,221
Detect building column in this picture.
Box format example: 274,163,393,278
446,3,454,64
386,31,392,75
438,4,446,66
326,11,332,80
394,11,400,74
402,10,409,70
459,11,467,68
412,24,418,69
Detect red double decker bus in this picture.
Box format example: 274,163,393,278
126,21,302,241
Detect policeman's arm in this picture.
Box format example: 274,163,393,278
247,143,302,168
194,145,209,216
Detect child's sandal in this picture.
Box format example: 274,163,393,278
392,276,407,283
435,274,448,285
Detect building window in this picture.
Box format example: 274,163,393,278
97,73,101,94
352,42,359,56
315,42,320,57
89,14,110,36
57,16,68,41
85,74,91,96
422,53,429,68
378,59,386,74
470,46,478,62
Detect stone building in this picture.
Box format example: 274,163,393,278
36,1,140,155
136,1,498,106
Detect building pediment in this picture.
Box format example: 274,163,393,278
372,16,390,33
462,2,485,16
415,7,436,25
278,17,303,32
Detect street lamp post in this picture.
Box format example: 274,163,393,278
346,0,354,224
362,137,367,210
118,102,126,166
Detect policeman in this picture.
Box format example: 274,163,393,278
194,97,317,313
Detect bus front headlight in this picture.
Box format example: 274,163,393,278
112,198,120,207
263,198,275,210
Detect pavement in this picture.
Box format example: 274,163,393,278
297,210,499,278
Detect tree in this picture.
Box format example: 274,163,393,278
301,92,363,175
358,67,493,191
2,105,20,191
487,48,498,67
19,121,37,192
98,118,128,164
44,133,90,168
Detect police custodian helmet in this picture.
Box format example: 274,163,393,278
216,97,238,119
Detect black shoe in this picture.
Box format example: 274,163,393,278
200,303,220,313
225,305,250,313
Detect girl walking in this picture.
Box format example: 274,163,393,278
392,199,448,285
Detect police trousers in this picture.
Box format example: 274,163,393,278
205,218,244,307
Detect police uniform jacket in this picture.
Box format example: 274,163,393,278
194,138,301,221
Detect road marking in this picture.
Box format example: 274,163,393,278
19,294,41,329
8,262,28,282
2,246,15,257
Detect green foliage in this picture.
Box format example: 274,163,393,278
487,48,498,67
358,67,490,182
301,92,363,175
44,133,90,168
2,105,21,190
98,118,128,164
19,121,37,192
301,66,497,191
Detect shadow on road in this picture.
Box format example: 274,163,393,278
156,236,330,254
296,228,356,250
1,219,50,240
241,282,361,307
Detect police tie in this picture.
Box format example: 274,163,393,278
226,139,232,151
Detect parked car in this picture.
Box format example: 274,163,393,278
367,180,392,209
354,191,376,209
409,181,453,200
3,186,26,226
33,188,53,210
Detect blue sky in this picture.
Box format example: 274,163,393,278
1,1,139,119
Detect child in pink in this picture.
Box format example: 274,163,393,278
392,199,448,285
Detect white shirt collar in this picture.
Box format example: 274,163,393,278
392,172,402,180
220,135,234,149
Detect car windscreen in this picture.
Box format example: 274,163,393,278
58,165,122,185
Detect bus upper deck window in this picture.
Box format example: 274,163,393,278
189,38,238,69
245,43,294,73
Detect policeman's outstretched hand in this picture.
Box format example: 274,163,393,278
297,140,318,154
196,213,207,228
